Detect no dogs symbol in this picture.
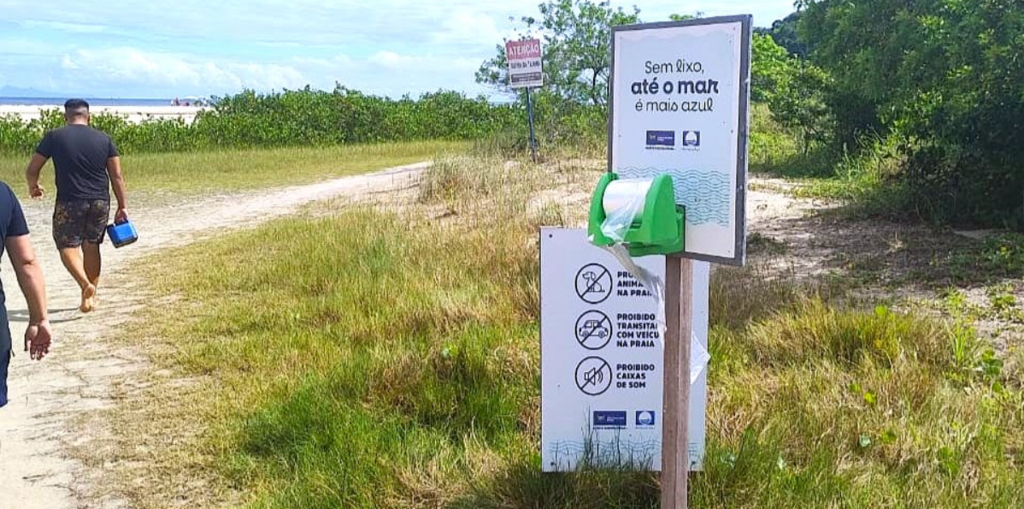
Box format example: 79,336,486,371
575,264,612,304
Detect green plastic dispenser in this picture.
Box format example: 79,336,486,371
587,173,685,256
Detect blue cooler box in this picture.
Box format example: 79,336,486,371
107,220,138,248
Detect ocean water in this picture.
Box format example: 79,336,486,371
0,97,173,107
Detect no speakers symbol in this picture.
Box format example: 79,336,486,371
574,357,613,396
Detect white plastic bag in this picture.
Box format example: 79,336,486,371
599,179,651,242
691,332,710,385
603,244,667,342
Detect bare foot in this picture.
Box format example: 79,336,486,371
80,284,97,313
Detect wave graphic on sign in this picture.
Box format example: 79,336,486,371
548,438,661,469
615,167,731,226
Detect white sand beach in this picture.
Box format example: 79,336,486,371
0,105,207,124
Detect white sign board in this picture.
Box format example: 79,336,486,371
541,228,708,472
610,16,752,266
506,39,544,89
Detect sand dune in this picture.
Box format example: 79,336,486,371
0,105,207,124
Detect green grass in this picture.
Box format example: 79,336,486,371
111,156,1023,508
0,141,466,196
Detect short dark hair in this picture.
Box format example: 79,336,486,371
64,98,90,116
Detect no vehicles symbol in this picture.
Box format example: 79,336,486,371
575,310,612,350
575,264,612,304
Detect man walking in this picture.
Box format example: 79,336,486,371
25,99,129,313
0,181,52,407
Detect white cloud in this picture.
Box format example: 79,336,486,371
0,37,69,57
0,0,798,97
432,9,507,47
19,20,108,33
4,0,792,48
291,55,355,70
365,51,480,76
371,51,407,69
59,47,308,93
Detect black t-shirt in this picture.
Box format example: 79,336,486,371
0,182,28,392
0,182,30,307
36,125,118,202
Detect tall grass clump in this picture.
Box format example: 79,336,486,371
137,207,541,508
698,272,1023,508
418,156,543,214
114,156,1023,508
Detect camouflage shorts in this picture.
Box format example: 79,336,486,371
53,199,110,248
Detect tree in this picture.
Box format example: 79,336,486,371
668,12,703,22
799,0,1024,225
476,0,639,107
765,12,808,57
751,34,793,103
751,34,832,152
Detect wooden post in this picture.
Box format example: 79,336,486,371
662,256,693,509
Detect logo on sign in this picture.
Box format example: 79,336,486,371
594,411,628,428
645,130,675,150
636,411,656,427
681,130,701,149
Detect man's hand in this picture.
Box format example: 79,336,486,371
7,234,50,359
24,320,52,361
107,156,129,224
26,152,49,199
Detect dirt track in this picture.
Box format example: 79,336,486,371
0,162,429,509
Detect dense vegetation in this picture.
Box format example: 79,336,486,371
799,0,1024,227
0,87,517,155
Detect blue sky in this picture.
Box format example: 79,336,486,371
0,0,796,99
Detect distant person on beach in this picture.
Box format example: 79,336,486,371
0,182,52,407
24,99,129,313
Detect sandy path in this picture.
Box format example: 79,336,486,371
0,162,429,509
746,178,1023,358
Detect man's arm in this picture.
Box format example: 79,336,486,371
26,153,49,199
107,156,129,222
5,235,51,360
